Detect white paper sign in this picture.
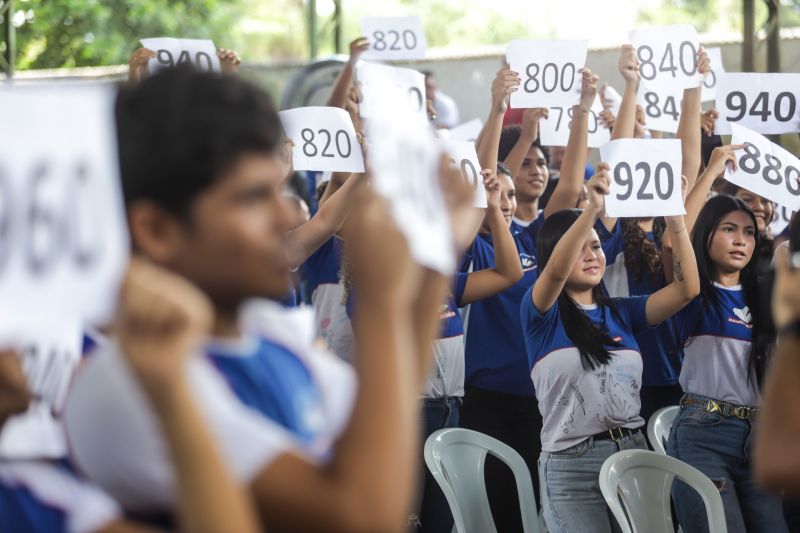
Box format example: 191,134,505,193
630,25,703,92
770,205,795,238
540,96,610,148
367,116,454,274
360,16,427,60
599,138,685,217
637,84,683,134
279,107,365,173
357,62,428,125
448,118,484,142
0,84,129,339
715,73,800,135
601,84,623,116
725,124,800,211
701,47,725,103
140,37,220,73
442,140,487,208
507,40,588,109
0,325,83,459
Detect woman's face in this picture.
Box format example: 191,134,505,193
498,172,517,227
709,210,757,276
734,190,773,233
565,228,606,292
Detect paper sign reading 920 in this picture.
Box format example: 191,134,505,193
279,107,364,173
599,138,685,218
507,40,588,108
140,37,220,73
0,84,129,338
726,124,800,211
360,16,427,60
630,25,703,92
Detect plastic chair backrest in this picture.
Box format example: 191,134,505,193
599,449,727,533
424,428,541,533
647,406,680,455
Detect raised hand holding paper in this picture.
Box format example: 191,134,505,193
140,37,220,73
715,73,800,135
360,16,427,60
726,123,800,211
279,107,365,173
507,40,588,108
599,138,685,217
367,116,454,274
442,140,488,208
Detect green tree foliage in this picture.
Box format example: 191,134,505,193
13,0,245,69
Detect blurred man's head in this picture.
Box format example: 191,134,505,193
116,67,294,312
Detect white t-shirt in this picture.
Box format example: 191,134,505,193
0,460,121,533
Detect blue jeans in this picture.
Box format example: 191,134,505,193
667,394,788,533
539,430,647,533
417,396,460,533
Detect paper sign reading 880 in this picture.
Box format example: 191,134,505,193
0,84,129,338
726,124,800,211
599,138,685,218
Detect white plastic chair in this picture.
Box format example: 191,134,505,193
647,405,680,455
599,449,727,533
424,428,542,533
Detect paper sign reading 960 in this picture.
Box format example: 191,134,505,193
279,107,365,173
0,84,129,338
599,138,685,218
507,40,588,109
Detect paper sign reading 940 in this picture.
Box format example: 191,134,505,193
360,16,427,60
279,107,365,173
0,84,129,338
140,37,220,73
715,73,800,135
726,124,800,211
507,40,588,109
599,138,685,218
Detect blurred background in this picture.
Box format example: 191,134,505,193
1,0,798,126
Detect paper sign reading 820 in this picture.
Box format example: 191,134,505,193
279,107,365,173
360,16,427,60
507,40,588,108
599,138,685,218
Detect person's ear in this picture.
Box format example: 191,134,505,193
127,201,188,265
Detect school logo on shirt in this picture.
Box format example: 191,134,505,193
520,253,536,270
729,306,753,328
439,303,456,321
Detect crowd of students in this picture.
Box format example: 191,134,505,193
1,29,800,533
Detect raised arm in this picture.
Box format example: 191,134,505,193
684,145,742,234
532,166,609,313
460,173,524,305
477,65,520,170
503,107,548,180
610,45,640,141
677,48,709,190
327,38,369,109
543,68,599,218
286,172,367,268
116,259,260,533
643,212,700,326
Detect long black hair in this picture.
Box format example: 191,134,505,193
691,195,775,387
537,209,622,370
